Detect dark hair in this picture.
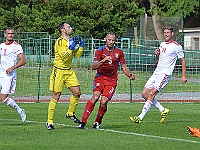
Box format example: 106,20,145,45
106,31,116,39
164,26,174,32
58,21,67,33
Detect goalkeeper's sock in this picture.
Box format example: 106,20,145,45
152,98,164,112
81,100,95,123
48,98,57,124
138,100,152,120
2,97,22,114
67,95,79,116
95,106,107,124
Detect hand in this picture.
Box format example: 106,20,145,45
72,36,80,44
180,76,187,84
128,73,135,80
154,48,160,56
68,38,77,50
79,37,84,47
72,36,84,47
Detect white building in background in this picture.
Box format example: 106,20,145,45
180,27,200,50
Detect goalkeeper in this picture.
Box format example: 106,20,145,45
46,21,84,130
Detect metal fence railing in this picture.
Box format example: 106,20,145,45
1,35,199,102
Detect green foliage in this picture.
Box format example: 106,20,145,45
148,0,200,18
0,0,145,38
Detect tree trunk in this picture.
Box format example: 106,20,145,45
149,0,163,41
152,14,163,41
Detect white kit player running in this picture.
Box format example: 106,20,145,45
130,26,187,124
0,27,26,122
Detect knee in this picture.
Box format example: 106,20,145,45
73,91,81,97
142,91,147,99
52,92,61,100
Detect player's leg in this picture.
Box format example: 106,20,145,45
78,91,101,129
47,69,62,129
92,78,116,129
0,78,26,122
151,74,171,123
66,86,81,123
78,76,102,129
65,71,81,123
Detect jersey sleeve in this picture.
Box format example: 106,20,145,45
176,45,184,59
74,47,83,58
93,46,104,62
119,49,126,65
14,41,23,55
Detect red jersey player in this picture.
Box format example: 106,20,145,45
78,32,135,129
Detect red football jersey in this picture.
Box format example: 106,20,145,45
93,46,126,78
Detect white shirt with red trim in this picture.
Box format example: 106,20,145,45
154,40,184,75
0,41,23,78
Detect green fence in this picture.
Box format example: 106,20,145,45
0,34,199,102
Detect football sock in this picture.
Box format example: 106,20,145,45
95,106,107,124
138,100,152,120
152,98,164,112
81,100,95,123
2,97,22,114
67,95,79,116
48,98,57,124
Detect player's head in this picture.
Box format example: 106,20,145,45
58,21,73,36
4,27,15,43
105,32,116,50
163,26,174,42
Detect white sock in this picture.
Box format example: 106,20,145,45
152,98,164,112
2,97,22,114
138,100,152,120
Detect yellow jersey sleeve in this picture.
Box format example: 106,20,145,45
74,47,83,58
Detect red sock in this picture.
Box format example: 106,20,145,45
95,106,107,124
82,100,95,123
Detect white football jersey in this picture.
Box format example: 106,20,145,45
154,40,184,75
0,41,24,78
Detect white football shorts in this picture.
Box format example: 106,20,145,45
0,77,16,94
144,73,171,92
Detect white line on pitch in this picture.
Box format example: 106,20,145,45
1,119,200,144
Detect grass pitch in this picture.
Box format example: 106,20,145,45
0,102,200,150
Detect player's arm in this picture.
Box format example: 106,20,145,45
180,57,187,84
122,64,135,80
6,53,26,74
74,36,84,58
56,45,73,61
92,56,111,70
74,47,83,58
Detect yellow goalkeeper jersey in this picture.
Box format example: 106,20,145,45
53,36,83,69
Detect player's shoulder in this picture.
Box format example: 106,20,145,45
171,40,180,46
97,46,105,51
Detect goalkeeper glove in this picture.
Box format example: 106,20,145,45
73,36,84,47
68,38,77,50
79,37,84,47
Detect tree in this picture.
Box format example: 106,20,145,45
137,0,200,40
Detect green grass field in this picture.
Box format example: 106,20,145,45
0,102,200,150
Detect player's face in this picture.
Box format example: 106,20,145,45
63,23,73,36
5,29,15,42
105,34,116,50
164,29,174,42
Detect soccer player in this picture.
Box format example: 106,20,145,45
187,126,200,138
78,32,135,129
0,27,26,122
130,26,187,124
46,21,84,130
